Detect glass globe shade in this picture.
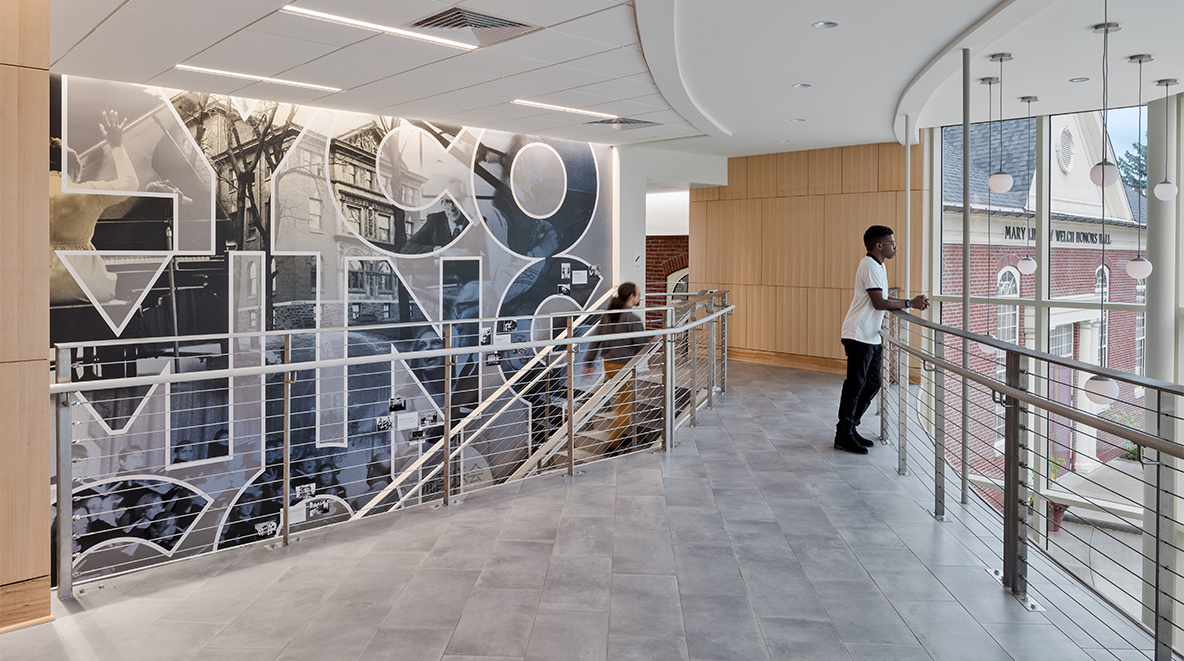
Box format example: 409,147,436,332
1084,375,1120,405
1090,160,1120,187
1126,256,1153,280
1017,256,1038,275
1154,180,1178,200
988,170,1013,194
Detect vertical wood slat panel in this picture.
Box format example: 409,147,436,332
841,144,879,194
721,157,748,200
0,64,50,363
0,359,50,586
0,0,50,69
688,200,708,284
824,192,897,287
877,142,926,192
777,287,809,355
776,151,810,197
689,187,721,202
761,196,825,289
808,148,843,195
891,190,926,293
722,198,762,285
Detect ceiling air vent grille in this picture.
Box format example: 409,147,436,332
409,8,541,48
583,117,660,131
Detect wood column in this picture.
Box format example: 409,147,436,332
0,0,53,633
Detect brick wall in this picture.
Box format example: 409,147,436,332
644,235,688,328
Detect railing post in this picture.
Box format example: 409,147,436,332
664,307,676,452
720,292,729,394
281,333,292,547
1154,391,1176,660
55,346,75,600
1002,350,1030,599
443,323,452,507
897,319,909,475
933,330,946,520
707,297,716,409
689,304,698,427
880,326,890,446
566,315,575,477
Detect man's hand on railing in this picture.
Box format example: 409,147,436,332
910,294,931,311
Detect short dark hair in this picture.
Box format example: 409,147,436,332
863,225,894,249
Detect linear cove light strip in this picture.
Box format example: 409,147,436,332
280,6,477,50
511,99,617,119
174,64,341,92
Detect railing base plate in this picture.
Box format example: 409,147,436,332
986,568,1044,611
927,511,945,521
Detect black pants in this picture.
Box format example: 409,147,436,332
836,339,882,438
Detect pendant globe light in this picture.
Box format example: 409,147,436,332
988,54,1014,193
1126,55,1153,280
1153,78,1179,200
1017,95,1038,276
1089,15,1121,188
1085,2,1120,405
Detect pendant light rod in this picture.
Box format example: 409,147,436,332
1129,55,1151,260
988,54,1014,194
1017,95,1039,276
1154,78,1178,200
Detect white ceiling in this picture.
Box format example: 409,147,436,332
49,0,1184,158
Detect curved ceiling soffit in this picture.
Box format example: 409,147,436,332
634,0,732,138
892,0,1057,145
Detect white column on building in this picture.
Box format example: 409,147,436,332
1141,91,1179,635
1074,319,1102,473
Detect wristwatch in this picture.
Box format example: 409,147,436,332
904,299,912,309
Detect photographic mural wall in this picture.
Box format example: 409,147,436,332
50,74,612,581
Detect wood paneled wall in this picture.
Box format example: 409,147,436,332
0,0,51,632
690,141,927,368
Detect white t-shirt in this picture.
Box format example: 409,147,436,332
841,255,889,345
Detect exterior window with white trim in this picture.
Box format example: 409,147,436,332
994,267,1021,453
1136,279,1146,377
1095,266,1109,365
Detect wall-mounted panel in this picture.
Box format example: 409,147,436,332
841,144,879,194
720,156,748,200
878,142,926,192
808,148,843,196
0,65,49,363
0,359,49,586
761,196,824,289
45,73,615,584
0,0,50,69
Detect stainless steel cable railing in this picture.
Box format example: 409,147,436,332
881,309,1183,660
50,289,732,598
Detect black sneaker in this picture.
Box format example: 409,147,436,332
833,435,869,455
853,431,875,448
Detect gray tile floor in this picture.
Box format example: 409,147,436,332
1,361,1155,661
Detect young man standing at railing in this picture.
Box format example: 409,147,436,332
834,225,930,455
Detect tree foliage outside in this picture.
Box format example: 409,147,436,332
1117,141,1146,192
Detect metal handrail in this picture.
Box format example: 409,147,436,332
882,308,1181,660
888,310,1184,398
882,327,1184,461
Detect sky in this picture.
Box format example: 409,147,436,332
1105,105,1146,163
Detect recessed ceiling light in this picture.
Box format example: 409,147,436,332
812,21,839,29
512,99,617,119
1070,77,1090,83
792,83,811,89
778,139,792,143
173,64,341,92
280,5,476,50
790,118,806,122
